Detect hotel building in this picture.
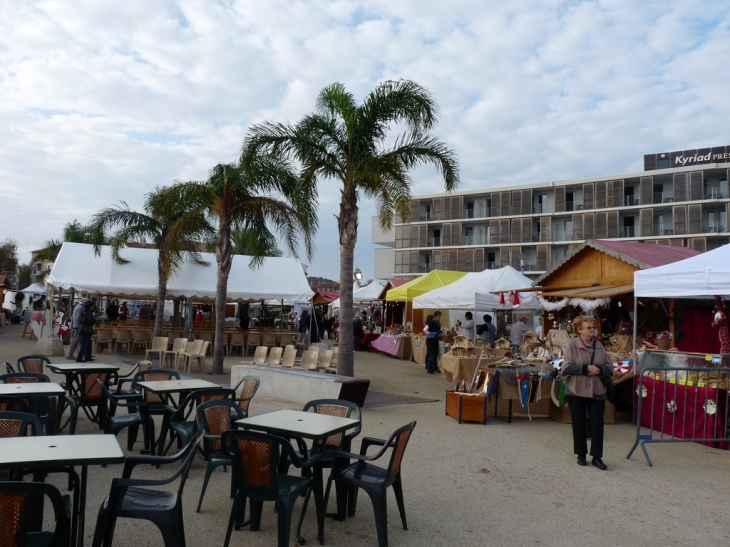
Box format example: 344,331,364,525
372,146,730,280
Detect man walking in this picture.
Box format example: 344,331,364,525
66,298,88,359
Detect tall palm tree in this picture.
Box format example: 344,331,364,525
152,155,318,375
231,227,283,258
244,80,459,376
33,220,107,281
91,188,213,337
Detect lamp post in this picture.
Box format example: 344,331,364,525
354,267,363,288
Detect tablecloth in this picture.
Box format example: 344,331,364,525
370,333,412,359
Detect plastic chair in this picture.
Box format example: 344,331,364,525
182,341,209,373
113,360,153,397
241,346,268,366
335,421,417,547
0,395,29,412
263,346,283,366
278,332,297,347
195,399,245,513
244,331,261,356
316,349,334,373
17,354,51,374
280,345,297,368
198,331,214,355
114,329,134,354
0,372,51,384
0,410,43,438
298,349,319,371
145,336,169,362
0,481,71,547
294,399,362,525
97,380,154,452
65,370,119,434
4,361,15,374
95,329,115,354
162,338,187,368
175,340,203,371
261,331,277,350
91,433,203,547
227,331,245,356
130,330,151,354
231,375,260,418
159,387,235,456
221,429,322,547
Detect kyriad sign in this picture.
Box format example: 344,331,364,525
645,146,730,170
673,150,730,166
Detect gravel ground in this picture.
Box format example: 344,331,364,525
2,323,729,547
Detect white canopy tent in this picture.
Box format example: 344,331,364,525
19,283,47,295
329,281,385,311
634,243,730,299
412,266,540,310
47,242,314,302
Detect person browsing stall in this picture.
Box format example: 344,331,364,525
561,315,614,470
425,311,442,375
477,314,497,346
458,312,475,343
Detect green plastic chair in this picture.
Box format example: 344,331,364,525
221,429,322,547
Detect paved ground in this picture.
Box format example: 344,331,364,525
2,323,729,547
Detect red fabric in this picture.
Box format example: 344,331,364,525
676,308,721,354
638,376,728,450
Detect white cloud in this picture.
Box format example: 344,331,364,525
2,0,730,281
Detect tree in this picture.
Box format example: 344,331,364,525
91,188,213,337
244,80,459,376
32,220,107,279
152,156,317,375
231,227,283,258
0,238,19,288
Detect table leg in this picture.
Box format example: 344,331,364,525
74,465,88,547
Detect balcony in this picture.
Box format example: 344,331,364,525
620,227,635,238
703,225,726,233
464,209,475,219
419,213,432,221
624,195,639,206
428,237,441,247
485,262,497,270
565,201,574,212
705,189,724,199
653,192,664,203
419,264,431,273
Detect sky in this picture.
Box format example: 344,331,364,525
3,0,730,282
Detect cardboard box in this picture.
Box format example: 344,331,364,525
445,391,488,424
549,400,616,424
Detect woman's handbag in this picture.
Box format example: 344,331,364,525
590,338,616,404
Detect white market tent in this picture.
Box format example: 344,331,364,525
47,242,314,302
412,266,540,310
634,243,730,299
19,283,47,295
329,281,385,311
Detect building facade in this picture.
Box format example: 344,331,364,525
372,146,730,279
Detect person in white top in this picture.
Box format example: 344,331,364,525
509,317,531,346
458,311,475,343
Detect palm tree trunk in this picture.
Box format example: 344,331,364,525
337,186,359,376
212,225,233,374
154,267,167,338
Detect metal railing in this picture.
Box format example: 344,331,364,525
627,353,730,466
621,227,635,237
428,237,441,247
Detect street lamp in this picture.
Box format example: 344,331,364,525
354,267,363,288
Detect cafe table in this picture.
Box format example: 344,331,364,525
0,382,66,434
137,378,221,454
0,434,125,547
47,362,121,387
236,409,361,542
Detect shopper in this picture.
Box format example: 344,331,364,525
76,300,96,362
458,311,475,343
561,314,614,470
66,298,88,359
425,311,442,374
477,314,497,346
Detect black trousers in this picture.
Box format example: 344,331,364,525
567,395,606,458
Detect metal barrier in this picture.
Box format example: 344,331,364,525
627,350,730,466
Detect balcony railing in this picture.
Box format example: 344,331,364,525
429,237,441,247
653,192,663,203
620,227,635,237
420,212,432,221
703,225,726,233
624,195,639,206
705,189,724,199
419,264,431,273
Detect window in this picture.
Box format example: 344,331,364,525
657,157,670,169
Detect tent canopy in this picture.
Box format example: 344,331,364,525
634,243,730,298
413,266,539,309
47,242,314,302
19,283,47,295
329,281,385,310
385,270,467,302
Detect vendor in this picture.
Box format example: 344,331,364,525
458,311,475,343
509,317,531,349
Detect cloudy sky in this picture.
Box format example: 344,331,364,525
3,0,730,281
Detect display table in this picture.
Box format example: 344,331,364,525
369,332,412,359
360,332,380,350
411,335,447,366
439,350,481,384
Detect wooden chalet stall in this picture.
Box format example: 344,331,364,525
533,240,700,345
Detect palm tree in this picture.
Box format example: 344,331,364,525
231,227,283,258
33,220,107,281
152,156,318,375
244,80,459,376
91,188,213,337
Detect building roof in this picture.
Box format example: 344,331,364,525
534,240,701,287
